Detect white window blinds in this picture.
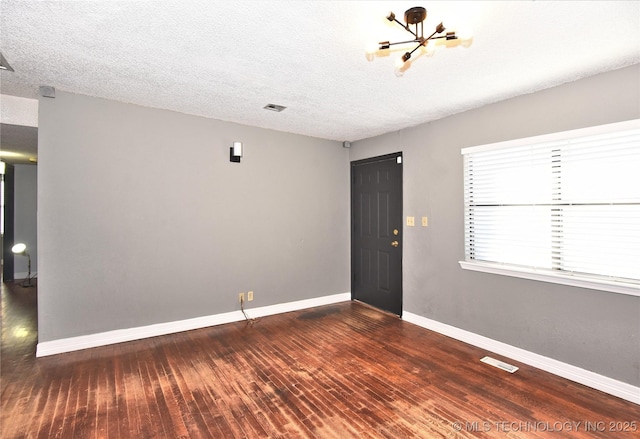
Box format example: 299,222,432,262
461,120,640,289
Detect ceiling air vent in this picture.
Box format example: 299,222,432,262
263,103,286,112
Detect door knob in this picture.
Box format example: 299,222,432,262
391,240,399,247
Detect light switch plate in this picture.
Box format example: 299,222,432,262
407,216,415,227
422,216,428,227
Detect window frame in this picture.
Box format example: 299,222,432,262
459,119,640,297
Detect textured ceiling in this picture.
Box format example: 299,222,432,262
1,1,639,143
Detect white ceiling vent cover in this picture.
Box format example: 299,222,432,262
480,356,519,373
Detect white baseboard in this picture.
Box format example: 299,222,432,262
13,271,32,280
36,292,351,358
403,311,640,405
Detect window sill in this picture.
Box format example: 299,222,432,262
458,261,640,297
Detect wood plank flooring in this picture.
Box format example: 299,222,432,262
1,281,638,438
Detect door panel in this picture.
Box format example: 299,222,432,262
351,153,402,315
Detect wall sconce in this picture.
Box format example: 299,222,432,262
11,243,33,287
230,141,243,163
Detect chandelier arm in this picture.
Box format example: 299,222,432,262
424,29,441,43
386,26,449,52
392,18,418,38
407,42,424,58
385,39,422,47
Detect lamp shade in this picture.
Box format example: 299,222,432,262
233,141,243,157
11,243,27,254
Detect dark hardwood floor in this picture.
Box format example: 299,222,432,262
1,281,638,438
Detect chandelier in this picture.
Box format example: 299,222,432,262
371,6,470,72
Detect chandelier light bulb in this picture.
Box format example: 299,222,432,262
456,26,474,43
365,42,379,61
422,40,436,55
365,41,379,55
449,25,474,48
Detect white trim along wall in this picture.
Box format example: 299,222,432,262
36,290,638,405
403,311,640,405
37,292,351,357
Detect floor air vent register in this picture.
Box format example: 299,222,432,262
481,356,519,373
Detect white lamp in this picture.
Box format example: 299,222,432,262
11,243,33,287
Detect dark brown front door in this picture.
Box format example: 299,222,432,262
351,153,403,315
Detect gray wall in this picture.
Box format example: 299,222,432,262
14,164,38,277
349,64,640,386
37,66,639,387
37,91,350,342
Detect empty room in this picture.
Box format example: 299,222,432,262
1,1,638,438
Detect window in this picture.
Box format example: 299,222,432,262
460,120,640,296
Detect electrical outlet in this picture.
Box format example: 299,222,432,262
239,292,245,303
247,291,254,301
